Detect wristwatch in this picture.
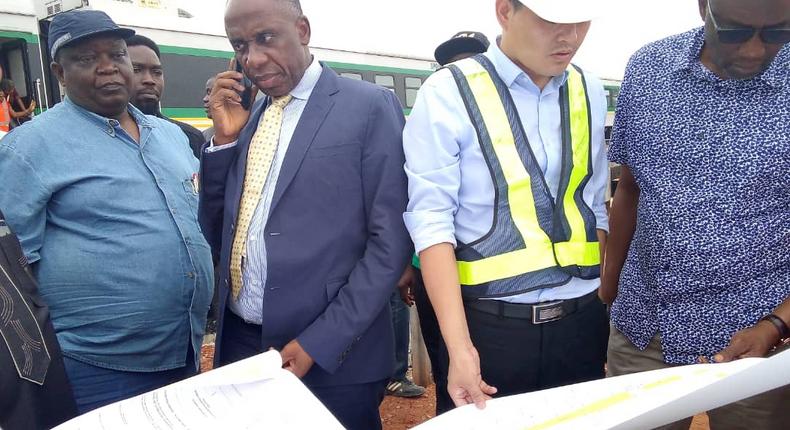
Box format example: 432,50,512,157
761,313,790,344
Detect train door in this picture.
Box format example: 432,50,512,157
0,37,37,123
37,18,63,107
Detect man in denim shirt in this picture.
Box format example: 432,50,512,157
0,10,213,413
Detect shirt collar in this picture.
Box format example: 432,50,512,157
674,26,788,89
485,38,569,92
290,57,322,101
63,97,152,134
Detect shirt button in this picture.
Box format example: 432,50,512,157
187,272,195,279
171,208,177,214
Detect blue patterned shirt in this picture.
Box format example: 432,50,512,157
608,28,790,364
0,98,213,372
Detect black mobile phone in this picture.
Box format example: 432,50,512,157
233,58,254,110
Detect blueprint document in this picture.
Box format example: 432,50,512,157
54,351,343,430
416,348,790,430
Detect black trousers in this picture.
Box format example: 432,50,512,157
468,292,609,396
415,272,609,409
219,310,386,430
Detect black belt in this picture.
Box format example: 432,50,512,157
464,290,600,324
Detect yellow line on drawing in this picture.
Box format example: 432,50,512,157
523,392,633,430
643,375,682,390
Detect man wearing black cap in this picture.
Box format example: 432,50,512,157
434,31,491,66
0,9,213,413
0,209,76,430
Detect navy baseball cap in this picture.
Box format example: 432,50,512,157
434,31,491,66
48,9,135,59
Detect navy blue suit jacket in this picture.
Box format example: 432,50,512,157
199,66,411,387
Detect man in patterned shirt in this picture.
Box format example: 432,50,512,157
601,0,789,428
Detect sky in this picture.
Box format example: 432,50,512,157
178,0,705,80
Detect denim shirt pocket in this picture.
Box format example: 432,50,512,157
182,178,200,224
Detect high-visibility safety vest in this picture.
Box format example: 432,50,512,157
446,55,600,299
0,100,11,132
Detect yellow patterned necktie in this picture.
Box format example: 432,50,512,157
230,95,292,300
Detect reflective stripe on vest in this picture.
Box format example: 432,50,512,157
554,64,600,268
448,55,599,295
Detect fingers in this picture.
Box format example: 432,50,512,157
213,74,247,96
211,87,244,106
714,337,749,363
449,386,472,408
479,380,497,396
448,383,494,410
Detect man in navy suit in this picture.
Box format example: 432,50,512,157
199,0,412,428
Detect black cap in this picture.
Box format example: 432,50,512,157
434,31,490,66
48,9,135,59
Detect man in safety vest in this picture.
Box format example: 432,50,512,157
403,0,609,408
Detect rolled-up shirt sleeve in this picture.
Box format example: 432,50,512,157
402,71,463,254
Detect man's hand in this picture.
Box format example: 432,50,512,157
281,339,315,378
598,279,618,305
711,321,782,363
397,265,416,306
447,346,497,409
209,68,256,145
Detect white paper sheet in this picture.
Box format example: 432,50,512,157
54,350,343,430
415,348,790,430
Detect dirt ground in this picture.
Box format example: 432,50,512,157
201,344,709,430
380,384,436,429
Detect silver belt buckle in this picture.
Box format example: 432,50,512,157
532,301,565,324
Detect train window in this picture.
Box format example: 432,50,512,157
341,72,363,80
406,88,419,108
375,75,395,90
405,77,422,89
604,86,620,110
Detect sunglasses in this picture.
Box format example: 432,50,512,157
707,5,790,45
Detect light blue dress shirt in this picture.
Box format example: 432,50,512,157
222,59,323,324
403,42,609,303
0,98,213,371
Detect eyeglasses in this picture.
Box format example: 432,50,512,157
707,4,790,45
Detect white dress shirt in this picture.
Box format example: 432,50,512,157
403,42,609,304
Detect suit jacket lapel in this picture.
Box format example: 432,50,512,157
269,66,338,213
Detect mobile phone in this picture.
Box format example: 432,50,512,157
233,58,254,110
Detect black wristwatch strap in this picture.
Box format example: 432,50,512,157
761,314,790,340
